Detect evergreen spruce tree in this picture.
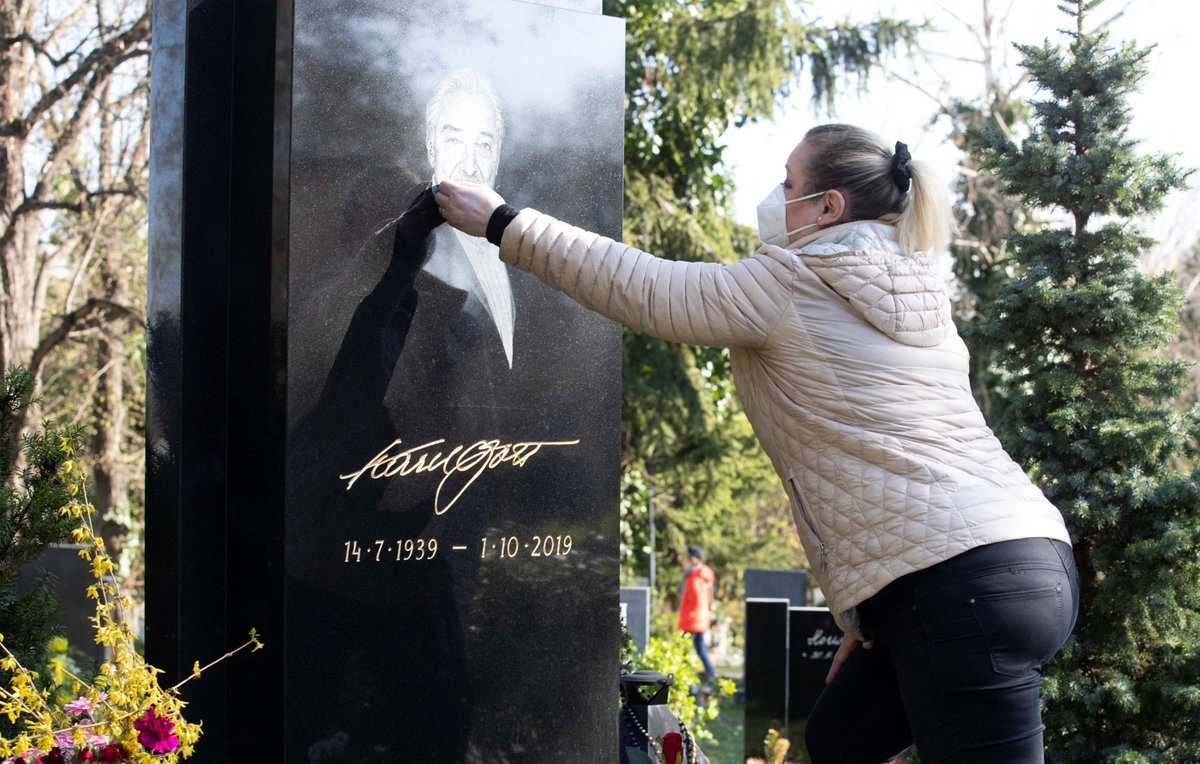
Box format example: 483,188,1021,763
947,89,1034,422
972,2,1199,760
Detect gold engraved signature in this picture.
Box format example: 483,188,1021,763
338,437,581,515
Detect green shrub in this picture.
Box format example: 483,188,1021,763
0,367,79,736
630,632,735,746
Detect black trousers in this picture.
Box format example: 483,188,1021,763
805,537,1079,764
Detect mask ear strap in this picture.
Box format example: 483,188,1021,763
788,189,826,204
785,221,822,238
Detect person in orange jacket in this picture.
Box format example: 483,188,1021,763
678,543,716,683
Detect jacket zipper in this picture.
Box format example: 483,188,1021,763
789,477,827,576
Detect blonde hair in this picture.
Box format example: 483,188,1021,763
801,124,950,255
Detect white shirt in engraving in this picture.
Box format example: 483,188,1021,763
452,228,514,368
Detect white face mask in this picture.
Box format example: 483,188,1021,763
756,185,826,247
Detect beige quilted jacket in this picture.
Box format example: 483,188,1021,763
499,210,1070,637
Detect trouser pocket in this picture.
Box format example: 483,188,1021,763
968,583,1067,677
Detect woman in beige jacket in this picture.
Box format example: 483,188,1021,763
436,123,1077,763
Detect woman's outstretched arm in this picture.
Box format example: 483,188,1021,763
436,180,795,349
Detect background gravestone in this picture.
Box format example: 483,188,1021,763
743,597,791,761
742,600,841,762
745,567,809,607
620,586,651,655
146,0,623,760
787,607,840,762
16,545,105,663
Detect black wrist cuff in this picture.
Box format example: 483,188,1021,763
486,204,520,247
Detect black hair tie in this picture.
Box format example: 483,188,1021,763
891,141,912,193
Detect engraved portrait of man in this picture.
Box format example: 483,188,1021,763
422,70,515,367
427,70,501,187
283,11,622,750
285,68,611,762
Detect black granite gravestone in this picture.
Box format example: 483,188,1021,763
16,546,105,663
745,567,809,607
620,586,652,655
787,607,841,760
743,597,791,761
146,0,623,760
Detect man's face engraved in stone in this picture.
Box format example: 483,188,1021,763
429,91,501,188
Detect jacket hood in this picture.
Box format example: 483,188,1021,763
790,221,952,347
686,563,715,584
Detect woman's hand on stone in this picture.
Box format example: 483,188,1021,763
435,180,506,238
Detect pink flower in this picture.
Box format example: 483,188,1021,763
63,697,92,717
659,732,684,764
132,707,180,754
63,692,105,718
85,733,109,748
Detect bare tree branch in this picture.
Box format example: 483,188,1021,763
1095,0,1138,32
13,10,148,140
14,199,84,215
61,227,98,314
933,0,986,49
996,0,1016,42
29,297,142,378
88,186,140,201
925,51,987,65
886,70,946,108
39,1,95,58
26,71,103,209
1186,272,1200,301
69,356,117,425
3,32,89,67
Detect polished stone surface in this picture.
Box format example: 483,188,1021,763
745,567,809,607
283,2,623,759
620,586,651,655
744,598,791,761
146,0,244,752
146,0,624,760
787,607,841,731
16,547,104,662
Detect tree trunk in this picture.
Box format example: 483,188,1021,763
92,254,130,560
1,2,39,451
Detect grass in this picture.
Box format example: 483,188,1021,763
701,692,746,763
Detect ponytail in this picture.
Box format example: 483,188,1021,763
897,159,950,255
802,124,951,256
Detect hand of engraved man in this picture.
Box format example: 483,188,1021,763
436,180,505,238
